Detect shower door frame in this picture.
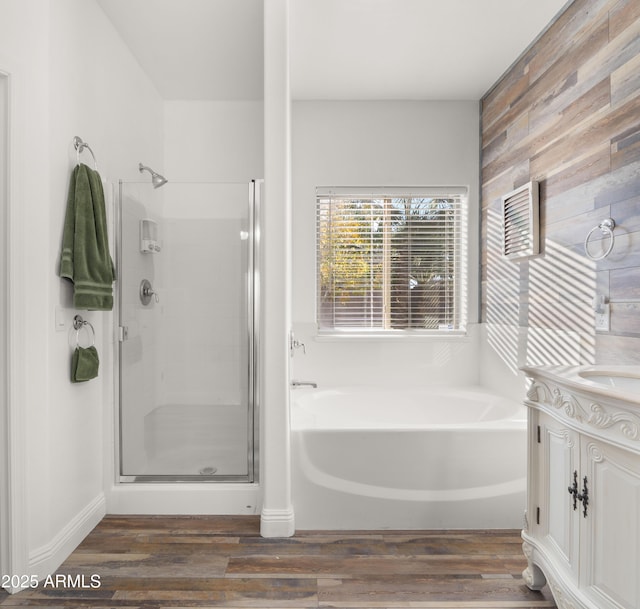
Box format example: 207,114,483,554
114,179,260,484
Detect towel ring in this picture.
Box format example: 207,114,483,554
73,136,98,170
72,315,95,348
584,218,615,261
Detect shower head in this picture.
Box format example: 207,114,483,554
138,163,168,189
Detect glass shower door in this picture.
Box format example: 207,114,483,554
117,181,257,481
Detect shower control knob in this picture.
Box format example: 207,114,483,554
140,279,158,306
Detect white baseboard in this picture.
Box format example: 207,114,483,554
28,493,106,583
106,483,260,515
260,506,295,537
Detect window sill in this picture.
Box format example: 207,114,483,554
315,330,469,343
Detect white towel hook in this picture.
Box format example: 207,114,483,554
584,218,615,261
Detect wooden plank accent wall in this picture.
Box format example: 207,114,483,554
481,0,640,366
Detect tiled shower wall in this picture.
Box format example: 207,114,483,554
481,0,640,366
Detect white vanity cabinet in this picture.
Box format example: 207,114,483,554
521,366,640,609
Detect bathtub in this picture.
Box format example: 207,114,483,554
291,386,527,530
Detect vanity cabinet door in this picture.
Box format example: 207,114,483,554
538,412,580,580
581,439,640,609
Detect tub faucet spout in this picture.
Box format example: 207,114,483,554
291,380,318,388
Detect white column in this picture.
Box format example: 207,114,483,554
260,0,294,537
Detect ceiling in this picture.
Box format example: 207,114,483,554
97,0,570,102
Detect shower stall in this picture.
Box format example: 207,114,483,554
116,178,260,483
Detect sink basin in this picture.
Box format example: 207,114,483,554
578,370,640,392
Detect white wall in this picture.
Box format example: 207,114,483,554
164,101,263,181
0,0,165,581
291,101,481,388
46,0,164,565
0,0,51,581
0,0,51,575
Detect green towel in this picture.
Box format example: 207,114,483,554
59,163,116,310
71,346,100,383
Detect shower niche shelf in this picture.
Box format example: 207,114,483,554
140,218,161,253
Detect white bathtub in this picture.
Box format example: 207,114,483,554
291,386,527,530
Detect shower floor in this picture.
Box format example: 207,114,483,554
134,403,250,478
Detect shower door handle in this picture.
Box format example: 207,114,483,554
118,326,129,342
140,279,159,305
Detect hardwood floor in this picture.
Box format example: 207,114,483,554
0,516,557,608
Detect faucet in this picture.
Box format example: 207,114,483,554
291,380,318,388
289,331,306,356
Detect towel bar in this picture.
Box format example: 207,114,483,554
72,314,95,347
584,218,615,261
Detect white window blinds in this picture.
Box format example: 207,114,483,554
316,188,467,334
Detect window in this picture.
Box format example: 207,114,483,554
316,187,467,335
